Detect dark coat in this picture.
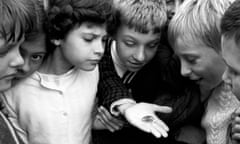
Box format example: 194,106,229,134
94,39,204,144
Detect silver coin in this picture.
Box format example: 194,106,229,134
142,115,154,123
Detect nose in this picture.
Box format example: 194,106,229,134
19,58,30,74
222,67,231,84
9,46,24,68
134,46,145,62
180,59,191,77
93,39,105,57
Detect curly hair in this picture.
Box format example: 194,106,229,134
45,0,117,40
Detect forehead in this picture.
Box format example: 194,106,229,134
117,25,161,42
221,36,240,72
21,33,46,52
174,37,209,55
0,35,24,50
73,22,107,35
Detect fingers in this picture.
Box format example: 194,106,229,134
98,106,125,127
135,116,169,138
97,106,124,132
232,112,240,141
152,117,169,132
235,107,240,115
96,115,116,132
139,119,169,138
232,117,240,140
152,104,172,114
149,123,161,138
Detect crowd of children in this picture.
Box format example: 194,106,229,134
1,0,240,144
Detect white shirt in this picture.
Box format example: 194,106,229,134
2,67,99,144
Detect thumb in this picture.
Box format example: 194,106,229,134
235,107,240,115
151,104,172,113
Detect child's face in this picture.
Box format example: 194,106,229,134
114,25,160,72
14,33,46,82
60,22,107,71
174,37,226,91
0,37,24,91
221,36,240,100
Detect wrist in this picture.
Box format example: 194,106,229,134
118,103,136,116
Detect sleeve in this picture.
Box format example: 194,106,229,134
1,91,28,144
97,38,134,110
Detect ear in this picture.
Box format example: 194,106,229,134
51,39,61,46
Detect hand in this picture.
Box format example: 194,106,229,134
93,106,125,132
231,107,240,142
123,102,172,138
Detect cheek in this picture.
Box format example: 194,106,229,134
0,59,8,77
232,77,240,95
117,45,132,59
145,49,157,61
30,63,42,73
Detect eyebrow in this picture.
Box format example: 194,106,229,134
181,53,199,58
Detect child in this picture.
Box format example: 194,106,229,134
93,0,200,144
168,0,239,143
1,0,115,143
221,0,240,142
2,0,172,143
0,0,46,143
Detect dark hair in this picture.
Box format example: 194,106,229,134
221,0,240,45
45,0,117,41
0,0,44,43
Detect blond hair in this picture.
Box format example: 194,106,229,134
114,0,167,33
168,0,234,51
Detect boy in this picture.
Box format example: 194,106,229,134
168,0,238,143
2,0,174,143
221,0,240,142
94,0,200,144
0,0,46,143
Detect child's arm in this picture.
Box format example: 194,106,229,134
1,92,27,144
97,40,135,109
93,106,125,132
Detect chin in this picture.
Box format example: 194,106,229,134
81,65,97,71
0,82,12,92
128,66,141,72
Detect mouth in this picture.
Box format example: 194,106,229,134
89,59,101,64
193,78,203,85
0,74,16,81
129,62,144,68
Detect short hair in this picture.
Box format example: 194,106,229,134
45,0,117,40
25,0,46,42
221,0,240,45
113,0,167,34
168,0,234,52
0,0,44,43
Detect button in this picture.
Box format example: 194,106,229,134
63,112,68,116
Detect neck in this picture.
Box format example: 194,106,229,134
39,48,73,75
200,81,223,102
